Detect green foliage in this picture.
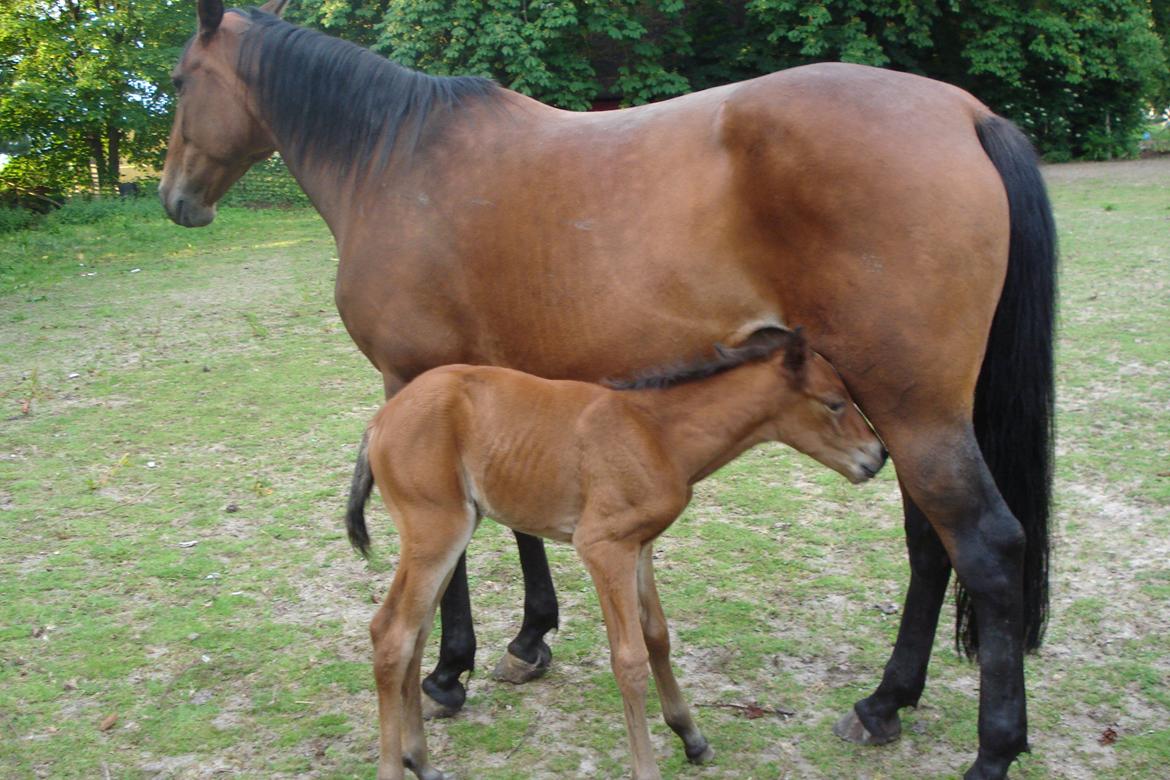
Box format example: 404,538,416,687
321,0,1168,156
0,206,38,234
951,0,1168,160
377,0,691,109
0,0,191,195
285,0,391,48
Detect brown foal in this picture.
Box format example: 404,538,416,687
350,328,886,780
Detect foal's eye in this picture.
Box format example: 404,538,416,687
824,400,846,414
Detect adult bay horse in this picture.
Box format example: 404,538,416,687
160,3,1056,778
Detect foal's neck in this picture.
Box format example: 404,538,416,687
634,362,783,484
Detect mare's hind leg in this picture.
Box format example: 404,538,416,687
868,426,1028,780
492,531,559,684
637,545,713,764
835,486,952,745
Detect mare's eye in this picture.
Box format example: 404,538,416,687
172,76,184,92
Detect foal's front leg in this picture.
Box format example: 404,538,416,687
577,535,660,780
637,545,713,764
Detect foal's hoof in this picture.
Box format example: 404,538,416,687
491,643,551,685
833,708,901,746
421,677,466,720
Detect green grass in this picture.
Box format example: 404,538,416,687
2,162,1169,779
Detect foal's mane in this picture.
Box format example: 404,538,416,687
233,8,498,180
606,328,796,391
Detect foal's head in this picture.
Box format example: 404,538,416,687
759,329,886,484
160,0,287,227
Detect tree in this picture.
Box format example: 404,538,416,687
0,0,191,196
285,0,390,49
375,0,691,110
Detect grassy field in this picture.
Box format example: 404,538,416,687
2,158,1168,779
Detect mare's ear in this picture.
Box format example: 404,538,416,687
782,326,808,381
259,0,292,17
198,0,224,38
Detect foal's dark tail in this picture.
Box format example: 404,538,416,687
960,115,1058,658
346,428,374,558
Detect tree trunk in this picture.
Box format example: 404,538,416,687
107,124,121,188
87,132,107,195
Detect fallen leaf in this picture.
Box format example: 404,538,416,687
1099,726,1118,746
743,704,766,720
98,714,117,732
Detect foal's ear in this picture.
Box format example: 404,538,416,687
197,0,224,38
782,326,808,380
259,0,292,17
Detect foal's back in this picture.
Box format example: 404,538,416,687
368,364,658,543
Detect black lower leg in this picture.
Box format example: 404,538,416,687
421,553,475,712
960,512,1029,780
505,531,559,666
854,490,952,740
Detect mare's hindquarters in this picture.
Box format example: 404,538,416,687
722,66,1055,779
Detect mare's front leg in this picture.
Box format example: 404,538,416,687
835,486,951,745
492,531,559,684
421,553,476,718
421,533,560,716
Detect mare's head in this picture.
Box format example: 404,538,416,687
759,328,886,484
159,0,287,227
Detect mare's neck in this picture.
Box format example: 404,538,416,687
633,362,782,485
266,147,352,238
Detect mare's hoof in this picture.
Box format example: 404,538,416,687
832,708,901,746
421,695,460,720
404,755,448,780
421,677,466,720
685,740,715,765
491,644,551,685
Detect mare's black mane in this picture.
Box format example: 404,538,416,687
607,327,796,391
234,8,498,180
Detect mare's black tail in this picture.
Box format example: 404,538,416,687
346,428,374,558
960,115,1058,658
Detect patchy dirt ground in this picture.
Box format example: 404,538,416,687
3,158,1168,779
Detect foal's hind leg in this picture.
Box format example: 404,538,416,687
637,545,713,764
835,486,952,745
372,508,472,780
